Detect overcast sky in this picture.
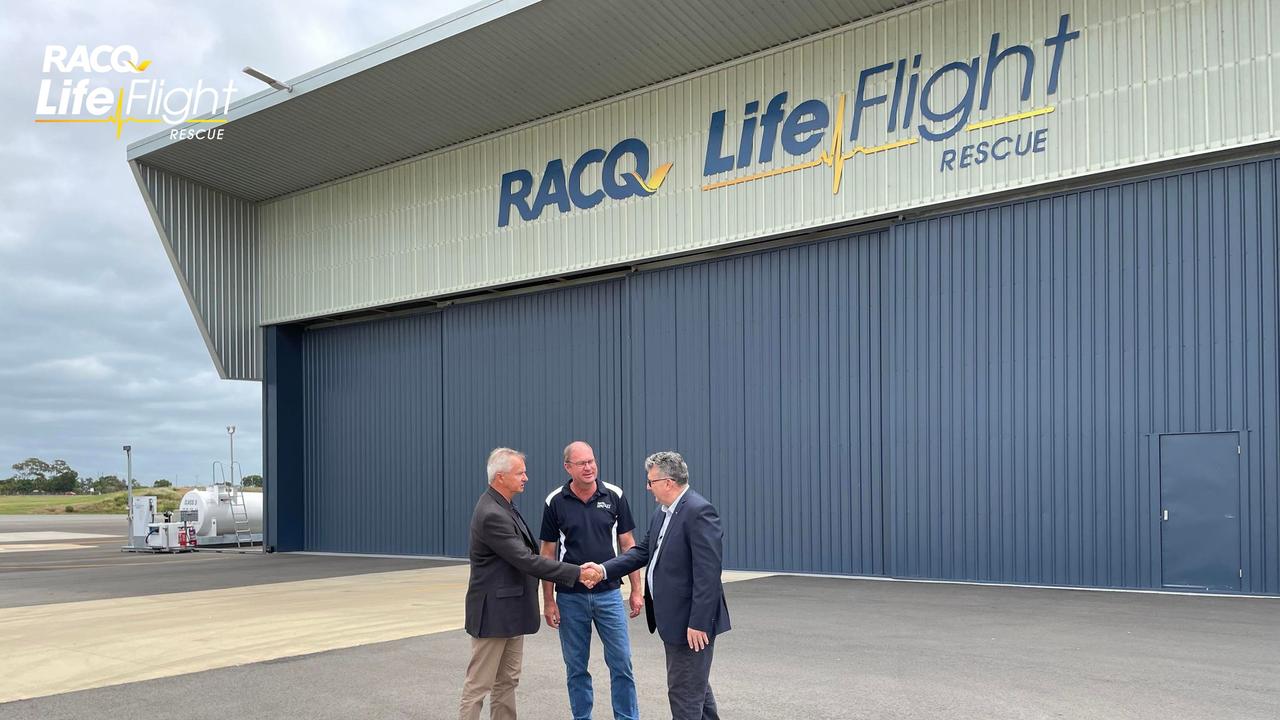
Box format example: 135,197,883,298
1,0,476,485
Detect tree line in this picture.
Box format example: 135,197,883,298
0,457,263,495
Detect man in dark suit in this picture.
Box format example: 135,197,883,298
461,447,602,720
587,450,731,720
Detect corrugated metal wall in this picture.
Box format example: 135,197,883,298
300,282,625,556
301,315,444,554
622,249,886,575
132,162,260,380
285,154,1280,593
257,0,1280,326
438,283,627,557
887,157,1280,593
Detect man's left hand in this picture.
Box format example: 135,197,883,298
628,591,644,618
686,627,709,652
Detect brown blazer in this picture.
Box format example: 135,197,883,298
465,486,580,638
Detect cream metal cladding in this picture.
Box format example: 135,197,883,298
260,0,1279,325
133,163,260,380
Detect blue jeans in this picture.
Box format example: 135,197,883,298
556,590,639,720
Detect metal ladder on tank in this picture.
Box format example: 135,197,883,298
228,463,253,548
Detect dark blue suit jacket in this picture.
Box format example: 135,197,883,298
602,487,731,645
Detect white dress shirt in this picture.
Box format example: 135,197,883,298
645,485,690,598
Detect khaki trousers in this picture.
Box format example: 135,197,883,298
459,635,524,720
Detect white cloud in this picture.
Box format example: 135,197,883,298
1,0,475,483
38,356,115,381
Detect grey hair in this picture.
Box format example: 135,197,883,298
486,447,525,483
644,450,689,486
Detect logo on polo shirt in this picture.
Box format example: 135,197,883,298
596,501,612,511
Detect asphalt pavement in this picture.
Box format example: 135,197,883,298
0,514,447,607
5,575,1277,719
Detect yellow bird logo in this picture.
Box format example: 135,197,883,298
628,162,674,195
126,59,152,72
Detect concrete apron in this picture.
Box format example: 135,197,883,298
0,567,771,703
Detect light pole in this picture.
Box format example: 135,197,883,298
123,445,133,545
227,425,236,486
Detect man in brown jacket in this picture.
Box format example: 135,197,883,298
460,447,601,720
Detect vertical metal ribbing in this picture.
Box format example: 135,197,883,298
134,162,259,380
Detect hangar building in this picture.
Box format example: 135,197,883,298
129,0,1280,594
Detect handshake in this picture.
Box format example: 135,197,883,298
577,562,605,588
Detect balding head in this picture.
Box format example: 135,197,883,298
562,441,598,487
563,441,593,463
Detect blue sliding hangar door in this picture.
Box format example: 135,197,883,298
265,154,1280,595
886,157,1279,594
290,283,626,557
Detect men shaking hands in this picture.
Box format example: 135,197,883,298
578,563,604,586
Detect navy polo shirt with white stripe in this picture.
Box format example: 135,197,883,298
540,480,636,594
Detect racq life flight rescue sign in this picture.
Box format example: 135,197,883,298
259,0,1279,325
497,13,1079,228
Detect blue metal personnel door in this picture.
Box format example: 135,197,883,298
1159,432,1241,591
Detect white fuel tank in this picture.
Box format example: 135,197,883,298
179,487,263,537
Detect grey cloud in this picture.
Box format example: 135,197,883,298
2,0,475,484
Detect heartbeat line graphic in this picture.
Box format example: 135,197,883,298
965,105,1054,131
701,94,918,194
34,88,225,139
701,94,1055,194
817,93,918,195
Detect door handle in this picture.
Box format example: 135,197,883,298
1162,509,1169,521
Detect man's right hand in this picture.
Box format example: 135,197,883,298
544,599,560,628
579,562,603,588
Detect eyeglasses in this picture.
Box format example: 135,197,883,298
646,477,673,487
566,459,597,468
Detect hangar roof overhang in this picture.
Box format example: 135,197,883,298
127,0,917,202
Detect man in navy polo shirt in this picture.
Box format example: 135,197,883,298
540,441,643,720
